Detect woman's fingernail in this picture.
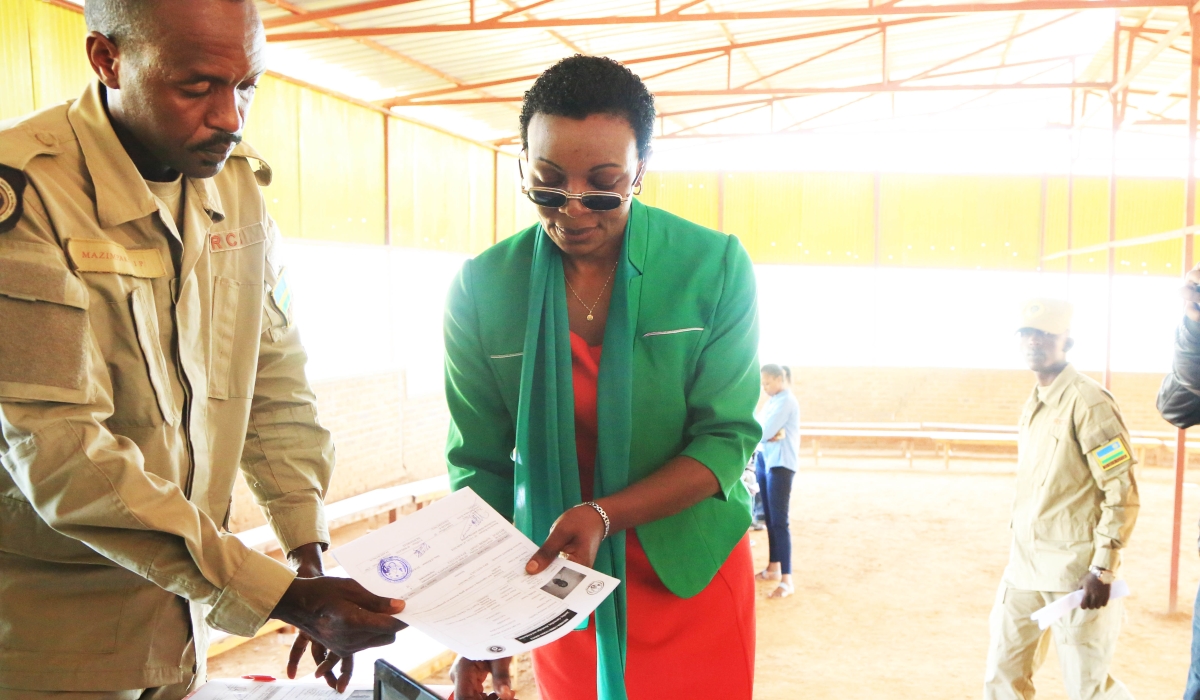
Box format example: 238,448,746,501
525,560,538,573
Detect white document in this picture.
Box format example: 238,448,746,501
1029,580,1131,630
333,487,619,661
186,679,371,700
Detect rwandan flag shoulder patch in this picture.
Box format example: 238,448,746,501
1092,436,1132,471
271,267,293,327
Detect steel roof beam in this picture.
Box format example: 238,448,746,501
263,0,426,29
406,82,1112,105
261,0,468,87
381,16,945,106
667,102,774,135
915,52,1088,80
657,98,780,118
1111,18,1189,92
738,29,883,89
774,14,1075,130
268,0,1191,41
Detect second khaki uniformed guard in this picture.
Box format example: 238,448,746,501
983,299,1139,700
0,0,405,697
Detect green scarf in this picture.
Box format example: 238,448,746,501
514,222,635,700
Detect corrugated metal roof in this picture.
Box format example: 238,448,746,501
255,0,1200,145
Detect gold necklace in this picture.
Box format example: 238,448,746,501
566,261,619,322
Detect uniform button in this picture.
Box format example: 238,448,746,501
35,132,56,147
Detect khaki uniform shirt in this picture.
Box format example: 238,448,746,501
0,84,334,691
1005,364,1139,592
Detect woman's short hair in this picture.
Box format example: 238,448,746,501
520,55,656,160
761,364,791,383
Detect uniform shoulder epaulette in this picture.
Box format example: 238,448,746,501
1071,372,1115,409
0,106,72,233
231,140,272,186
0,104,72,170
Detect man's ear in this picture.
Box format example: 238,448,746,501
86,32,122,90
1064,337,1075,353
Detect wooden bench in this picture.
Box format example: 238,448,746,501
233,474,451,555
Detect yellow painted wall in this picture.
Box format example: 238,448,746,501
639,169,1192,276
1,0,86,122
880,175,1042,270
243,76,302,237
297,90,386,245
722,172,874,265
495,153,539,240
388,119,496,253
27,0,90,110
638,172,720,231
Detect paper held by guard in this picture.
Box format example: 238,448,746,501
1029,580,1131,631
332,487,620,661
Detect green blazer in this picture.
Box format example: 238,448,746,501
443,200,761,597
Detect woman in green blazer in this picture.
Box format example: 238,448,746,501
445,56,762,700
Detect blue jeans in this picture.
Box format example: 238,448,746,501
754,452,795,575
1186,582,1200,700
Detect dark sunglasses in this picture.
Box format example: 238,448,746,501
518,157,643,212
522,187,632,211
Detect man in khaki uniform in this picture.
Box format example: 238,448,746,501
0,1,405,697
984,299,1139,700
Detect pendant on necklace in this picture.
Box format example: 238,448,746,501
587,314,594,321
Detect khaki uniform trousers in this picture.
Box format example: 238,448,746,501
0,680,196,700
984,583,1132,700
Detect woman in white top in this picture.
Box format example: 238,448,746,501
754,364,801,598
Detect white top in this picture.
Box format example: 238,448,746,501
145,175,185,233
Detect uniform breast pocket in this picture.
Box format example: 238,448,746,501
208,276,241,400
1037,434,1060,487
98,281,180,428
207,224,269,400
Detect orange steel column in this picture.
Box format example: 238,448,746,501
1170,9,1200,616
1104,21,1119,391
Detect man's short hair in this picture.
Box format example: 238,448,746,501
84,0,153,52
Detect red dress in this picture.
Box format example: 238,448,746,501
529,332,756,700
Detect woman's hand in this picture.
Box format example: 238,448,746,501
525,505,607,574
451,656,516,700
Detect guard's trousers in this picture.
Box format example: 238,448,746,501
984,582,1133,700
0,681,196,700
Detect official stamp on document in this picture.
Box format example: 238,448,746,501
378,555,413,583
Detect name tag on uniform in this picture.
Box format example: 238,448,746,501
209,223,265,253
1093,436,1132,471
66,239,167,278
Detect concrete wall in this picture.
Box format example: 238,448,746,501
227,372,451,532
788,366,1172,432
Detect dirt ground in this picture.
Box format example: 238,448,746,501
211,458,1200,699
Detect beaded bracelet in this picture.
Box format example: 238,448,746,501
579,501,611,540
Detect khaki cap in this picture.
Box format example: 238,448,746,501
1018,298,1073,335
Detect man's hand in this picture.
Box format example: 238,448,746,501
767,428,786,443
1180,267,1200,323
1079,571,1112,610
271,570,407,687
525,505,607,575
451,656,515,700
284,544,358,692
